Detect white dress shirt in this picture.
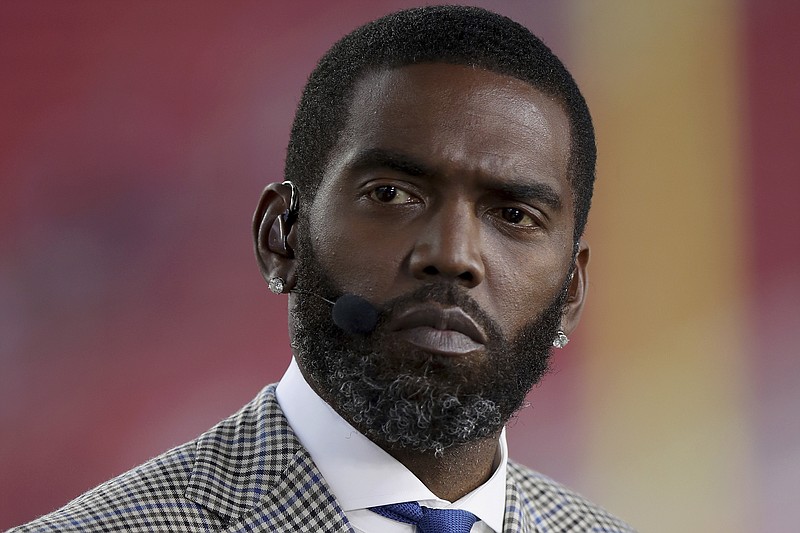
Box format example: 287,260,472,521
276,358,507,533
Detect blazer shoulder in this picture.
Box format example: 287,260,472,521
10,385,285,532
507,460,637,533
10,440,219,532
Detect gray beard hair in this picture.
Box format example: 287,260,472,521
301,350,505,455
291,238,569,456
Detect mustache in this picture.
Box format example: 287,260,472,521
374,282,504,342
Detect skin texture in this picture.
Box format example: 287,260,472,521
254,63,590,500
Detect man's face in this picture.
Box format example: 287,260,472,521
291,63,578,453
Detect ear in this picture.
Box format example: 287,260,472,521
253,182,299,291
559,239,590,336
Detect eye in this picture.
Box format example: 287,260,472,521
369,185,417,204
494,207,540,228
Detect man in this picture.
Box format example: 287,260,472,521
13,6,635,532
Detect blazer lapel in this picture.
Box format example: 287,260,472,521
184,384,353,532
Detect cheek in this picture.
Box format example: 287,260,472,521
482,246,567,335
309,217,410,300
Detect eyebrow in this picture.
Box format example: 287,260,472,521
491,181,563,211
347,147,563,211
347,148,433,177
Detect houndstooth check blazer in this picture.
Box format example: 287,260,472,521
11,384,636,532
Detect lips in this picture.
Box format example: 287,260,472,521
388,305,488,356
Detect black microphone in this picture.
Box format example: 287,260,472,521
332,293,379,335
291,289,379,335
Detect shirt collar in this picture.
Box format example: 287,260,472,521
276,358,507,532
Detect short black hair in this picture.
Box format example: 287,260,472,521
285,5,595,241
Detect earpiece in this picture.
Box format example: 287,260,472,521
282,180,299,225
267,180,299,256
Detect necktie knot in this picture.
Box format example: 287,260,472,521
370,501,478,533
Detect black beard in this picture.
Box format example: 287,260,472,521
291,240,569,456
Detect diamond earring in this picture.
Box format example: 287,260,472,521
268,277,286,294
552,330,569,349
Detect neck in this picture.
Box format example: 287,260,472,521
386,435,501,501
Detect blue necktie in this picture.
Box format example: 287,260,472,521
370,501,478,533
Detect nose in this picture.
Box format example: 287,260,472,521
408,202,485,288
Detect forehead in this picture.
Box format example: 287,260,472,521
326,62,572,198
